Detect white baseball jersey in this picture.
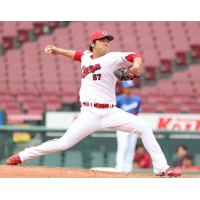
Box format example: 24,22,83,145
79,51,136,105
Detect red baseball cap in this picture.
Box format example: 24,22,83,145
90,30,114,42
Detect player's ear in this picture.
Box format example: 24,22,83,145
90,41,94,48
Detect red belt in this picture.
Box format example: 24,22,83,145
83,102,114,109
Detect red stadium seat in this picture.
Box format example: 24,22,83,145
0,91,9,98
188,64,200,84
0,83,8,91
140,86,159,98
156,79,175,96
40,91,57,102
141,104,155,113
183,21,200,58
167,22,190,65
24,82,40,96
2,22,18,49
33,22,45,35
147,92,164,104
156,99,172,112
151,22,176,71
0,97,16,109
42,83,61,94
4,103,21,114
189,105,200,114
195,94,200,104
193,83,200,96
22,98,40,110
45,98,62,111
54,28,70,47
164,105,180,113
8,83,26,95
0,62,7,82
61,92,78,104
48,21,60,29
140,97,148,105
159,51,174,73
27,103,44,114
17,91,35,102
175,82,194,96
38,35,55,50
17,21,34,42
180,97,196,112
22,42,39,62
83,21,102,36
171,71,190,84
171,93,187,104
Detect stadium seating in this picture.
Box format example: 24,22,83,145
141,105,156,113
0,21,200,116
22,97,41,110
27,103,44,114
156,98,172,112
45,97,62,111
183,21,200,59
164,105,180,113
1,21,18,49
189,105,200,113
17,21,34,42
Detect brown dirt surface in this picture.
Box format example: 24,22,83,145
0,165,199,178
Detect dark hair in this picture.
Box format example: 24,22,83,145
136,144,143,150
89,39,97,52
182,154,193,161
176,145,187,152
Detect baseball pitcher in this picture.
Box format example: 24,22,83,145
6,30,182,177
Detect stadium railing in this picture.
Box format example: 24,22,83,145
0,125,200,169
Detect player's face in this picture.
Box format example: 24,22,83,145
182,158,192,167
136,146,144,157
123,87,133,97
177,147,187,159
92,37,110,54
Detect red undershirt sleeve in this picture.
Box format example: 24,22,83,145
74,51,83,62
125,53,143,62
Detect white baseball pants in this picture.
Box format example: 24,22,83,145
116,131,138,173
19,105,169,174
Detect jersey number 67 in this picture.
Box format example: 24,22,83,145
93,74,101,80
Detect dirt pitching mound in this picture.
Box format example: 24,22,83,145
0,165,199,178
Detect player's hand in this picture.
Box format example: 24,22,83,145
44,45,60,55
130,65,140,75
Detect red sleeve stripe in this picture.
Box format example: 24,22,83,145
74,51,83,62
125,53,143,62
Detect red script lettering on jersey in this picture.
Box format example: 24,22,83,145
81,64,101,78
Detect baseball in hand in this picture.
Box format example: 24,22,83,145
45,48,52,54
